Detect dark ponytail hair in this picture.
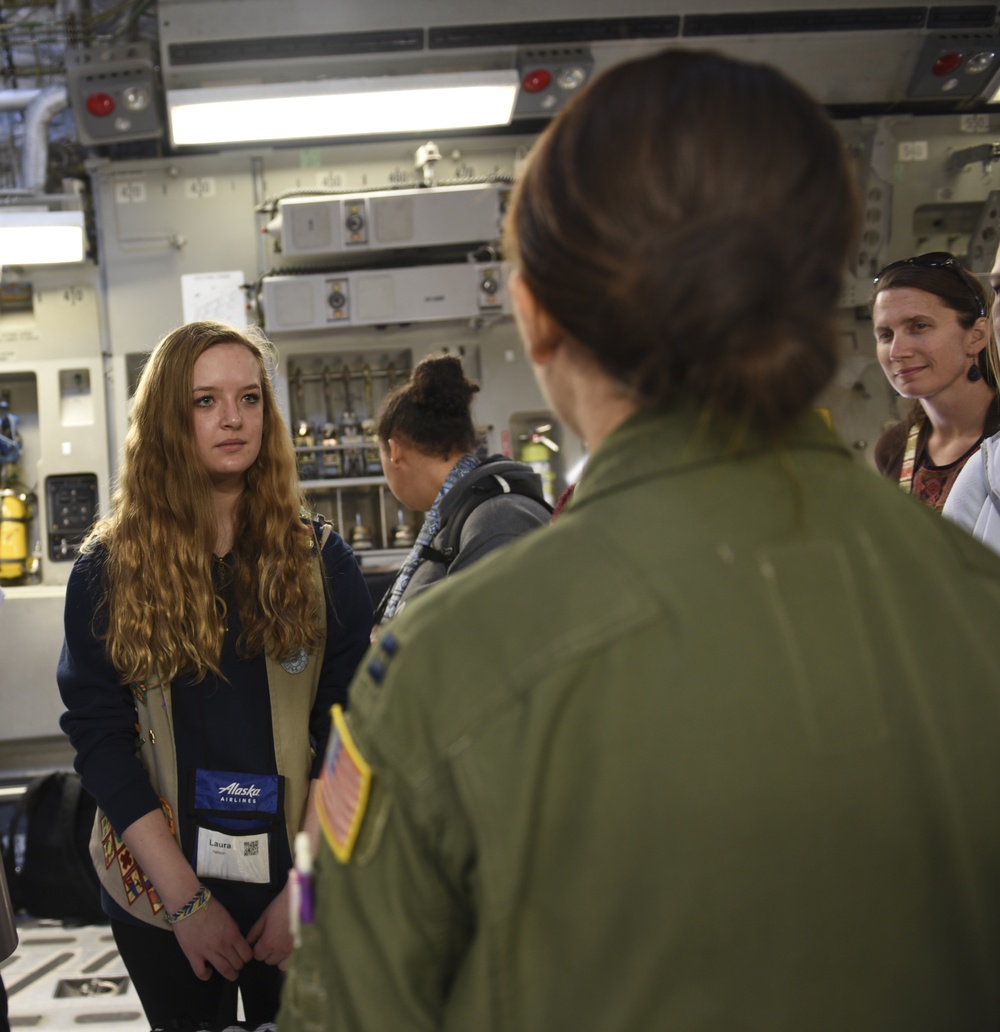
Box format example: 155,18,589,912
375,353,480,458
504,48,860,434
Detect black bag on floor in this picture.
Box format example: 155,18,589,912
1,771,106,924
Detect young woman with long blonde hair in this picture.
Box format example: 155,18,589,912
58,321,372,1030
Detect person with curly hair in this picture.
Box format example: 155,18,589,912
57,321,372,1030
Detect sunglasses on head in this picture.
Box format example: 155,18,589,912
873,251,987,318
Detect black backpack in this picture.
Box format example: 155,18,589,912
418,457,552,568
374,458,552,622
2,771,106,924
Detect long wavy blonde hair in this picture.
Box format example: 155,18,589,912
85,321,324,685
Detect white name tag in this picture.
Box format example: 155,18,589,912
195,826,270,884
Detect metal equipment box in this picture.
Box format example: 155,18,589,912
266,182,508,257
259,261,507,332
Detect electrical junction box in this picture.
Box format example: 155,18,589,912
260,261,508,332
65,42,163,146
906,33,1000,101
264,182,509,257
45,472,99,562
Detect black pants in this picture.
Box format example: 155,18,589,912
111,919,282,1030
0,972,9,1032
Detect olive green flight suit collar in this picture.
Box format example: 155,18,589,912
571,403,852,512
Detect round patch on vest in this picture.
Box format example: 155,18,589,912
281,648,309,674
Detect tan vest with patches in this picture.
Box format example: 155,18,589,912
89,527,330,928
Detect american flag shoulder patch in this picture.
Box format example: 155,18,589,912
318,704,373,864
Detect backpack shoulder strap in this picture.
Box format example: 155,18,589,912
308,514,335,620
419,460,551,569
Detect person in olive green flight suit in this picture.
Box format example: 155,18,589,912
280,48,1000,1031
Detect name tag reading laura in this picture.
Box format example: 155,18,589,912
196,826,271,884
191,769,282,885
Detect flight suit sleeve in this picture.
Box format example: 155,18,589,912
279,653,476,1031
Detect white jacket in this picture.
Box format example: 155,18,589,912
943,431,1000,556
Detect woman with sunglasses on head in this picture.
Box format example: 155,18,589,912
871,252,1000,510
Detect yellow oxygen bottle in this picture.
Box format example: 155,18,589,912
0,487,31,581
0,392,37,582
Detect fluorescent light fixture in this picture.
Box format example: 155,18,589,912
167,70,520,146
0,210,86,266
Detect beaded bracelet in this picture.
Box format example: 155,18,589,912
165,885,212,925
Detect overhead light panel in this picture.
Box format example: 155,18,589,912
167,70,520,146
0,211,86,266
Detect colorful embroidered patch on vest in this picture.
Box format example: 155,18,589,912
157,796,175,837
317,704,372,863
99,812,165,916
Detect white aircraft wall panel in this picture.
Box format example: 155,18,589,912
880,111,1000,274
90,152,262,356
0,355,112,587
0,267,102,364
0,587,74,743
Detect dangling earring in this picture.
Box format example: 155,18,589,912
968,362,983,382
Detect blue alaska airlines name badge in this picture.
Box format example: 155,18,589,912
192,768,282,884
194,770,280,815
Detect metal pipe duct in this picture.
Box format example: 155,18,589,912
21,86,68,196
